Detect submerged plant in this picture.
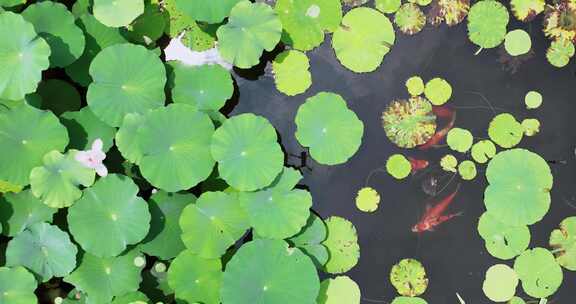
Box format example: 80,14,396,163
544,1,576,43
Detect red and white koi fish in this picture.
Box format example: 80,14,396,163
408,157,429,173
418,108,457,150
412,185,462,233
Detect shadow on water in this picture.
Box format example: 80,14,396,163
231,14,576,304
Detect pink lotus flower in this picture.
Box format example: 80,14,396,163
75,139,108,177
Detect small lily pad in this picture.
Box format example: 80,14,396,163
386,154,411,179
458,160,477,180
549,216,576,270
521,118,540,136
390,258,428,297
447,128,473,153
406,76,425,96
424,77,452,106
272,50,312,96
288,213,329,267
317,276,361,304
440,154,458,172
467,0,509,49
525,91,542,109
505,29,531,56
482,264,519,302
488,113,524,148
546,39,575,68
471,140,497,164
355,187,381,212
478,212,530,260
394,3,426,35
323,216,360,274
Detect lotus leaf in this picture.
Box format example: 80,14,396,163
391,297,428,304
467,0,509,49
288,213,329,267
424,77,452,106
180,191,249,259
0,12,50,101
0,104,69,186
0,190,56,237
276,0,342,51
211,113,283,191
164,0,216,50
167,249,222,304
317,276,361,304
546,39,575,68
482,264,519,302
505,29,532,56
217,1,282,69
406,76,425,96
376,0,401,14
22,1,85,68
0,0,24,7
509,297,526,304
390,258,428,297
440,154,458,172
323,216,360,274
36,79,81,115
485,148,553,226
87,43,166,127
488,113,524,148
115,113,146,164
514,248,563,298
511,0,545,21
478,212,530,259
170,63,233,111
549,216,576,270
458,160,477,180
386,154,412,179
428,0,470,26
295,92,364,165
0,266,37,304
272,50,312,96
382,96,436,148
525,91,542,109
332,7,395,73
521,118,540,136
93,0,144,27
394,3,426,35
67,174,151,257
175,0,241,23
64,250,143,304
6,222,77,282
222,239,320,304
447,128,473,153
356,186,381,212
136,104,215,192
60,108,116,153
125,2,167,44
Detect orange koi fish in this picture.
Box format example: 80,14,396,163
418,107,456,150
408,157,429,173
412,185,462,233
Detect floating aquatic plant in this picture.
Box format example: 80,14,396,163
175,0,241,24
546,39,575,67
525,90,543,109
428,0,470,27
510,0,545,22
356,187,381,212
167,249,222,304
323,216,360,274
390,258,428,297
93,0,144,28
382,96,437,148
521,118,541,136
392,297,428,304
386,154,412,179
0,266,38,303
549,216,576,270
289,213,330,267
458,160,477,180
317,276,361,304
424,77,452,106
478,212,530,260
376,0,402,14
471,140,496,164
505,29,532,56
440,154,458,172
514,248,563,298
467,0,509,50
394,3,426,35
272,50,312,96
482,264,519,302
406,76,425,96
447,128,473,153
543,1,576,43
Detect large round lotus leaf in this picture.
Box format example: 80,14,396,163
406,76,425,96
275,0,342,51
211,113,284,191
386,154,412,179
376,0,402,14
424,77,452,106
0,190,56,237
394,3,426,35
524,91,542,109
295,92,364,165
115,113,146,164
521,118,540,136
175,0,241,23
0,12,50,101
0,267,37,304
485,149,553,226
428,0,470,26
87,43,166,127
167,249,222,304
60,107,116,153
488,113,524,148
136,104,215,192
549,216,576,270
458,160,477,180
140,191,196,260
390,258,428,297
391,297,428,304
356,186,381,212
317,276,361,304
440,154,458,172
447,128,473,153
332,7,395,73
288,213,329,267
36,79,81,115
180,191,249,259
546,39,575,68
467,0,509,49
511,0,545,22
30,150,95,208
22,2,85,68
216,1,282,69
68,174,151,257
93,0,144,27
514,248,563,298
382,96,436,148
0,104,69,186
221,239,320,304
240,167,312,239
6,223,77,282
171,63,233,111
471,140,496,164
64,250,143,304
323,216,360,274
482,264,518,302
272,50,312,96
478,212,530,260
504,29,531,56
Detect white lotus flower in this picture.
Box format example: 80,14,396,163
75,138,108,177
164,32,233,70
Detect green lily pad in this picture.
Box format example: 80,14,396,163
332,7,395,73
93,0,144,27
356,187,381,212
221,239,320,304
406,76,425,96
485,149,553,226
36,79,81,116
467,0,509,49
471,140,496,164
0,104,69,186
272,50,312,96
0,190,56,237
115,113,146,164
30,150,95,208
424,77,452,106
60,107,116,153
525,91,542,109
125,2,167,44
488,113,524,148
391,297,428,304
323,216,360,274
478,212,530,260
170,63,233,111
382,96,436,148
6,222,77,282
447,128,473,153
276,0,342,51
521,118,540,136
87,43,166,127
510,0,545,21
164,0,217,50
288,213,329,267
509,297,526,304
180,191,249,259
394,3,426,35
67,174,151,257
0,267,37,304
175,0,241,23
136,104,215,192
440,154,458,172
482,264,519,302
546,39,575,68
514,248,563,298
458,160,477,180
22,1,85,68
239,167,312,239
216,1,282,69
504,29,531,56
0,12,50,101
386,154,412,179
167,249,222,304
317,276,361,304
295,92,364,165
390,258,428,297
376,0,402,14
549,216,576,270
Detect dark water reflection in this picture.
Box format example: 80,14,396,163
232,14,576,304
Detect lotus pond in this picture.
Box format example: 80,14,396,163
1,0,576,303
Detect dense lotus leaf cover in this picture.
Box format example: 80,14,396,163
424,77,452,106
288,213,329,267
36,79,81,115
428,0,469,26
467,0,509,49
510,0,545,21
0,190,56,237
382,96,437,148
514,248,563,298
478,212,530,260
167,249,222,304
549,216,576,270
176,0,241,24
60,107,116,153
272,50,312,96
394,3,426,35
0,266,38,304
390,258,428,297
317,276,361,304
482,264,519,302
323,216,360,274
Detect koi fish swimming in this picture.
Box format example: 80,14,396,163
412,185,462,233
419,106,456,150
